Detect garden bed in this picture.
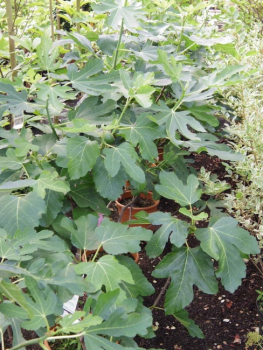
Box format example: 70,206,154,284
0,1,262,349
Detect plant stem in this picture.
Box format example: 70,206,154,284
56,0,61,40
151,277,171,309
47,332,85,341
155,86,165,103
118,195,140,222
46,100,59,140
112,97,132,134
91,244,102,262
76,0,80,33
176,18,186,52
83,249,87,262
151,306,164,311
189,203,194,227
113,18,124,69
42,340,51,350
22,164,30,179
49,0,55,42
0,329,5,350
5,0,17,80
7,335,49,350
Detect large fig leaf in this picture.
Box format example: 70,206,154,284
0,315,27,350
93,289,120,319
68,60,119,95
0,234,21,261
146,212,189,257
72,96,117,124
95,219,152,254
67,136,100,179
173,309,204,338
40,190,64,226
155,171,202,206
0,228,66,260
151,102,206,145
183,133,244,161
59,312,102,334
70,214,100,251
0,264,87,295
93,0,144,30
93,158,126,201
195,217,259,292
0,193,46,236
152,246,218,314
120,71,156,108
0,280,33,318
21,278,60,331
0,149,23,171
37,35,60,71
0,83,38,116
75,255,134,292
36,83,75,111
117,256,154,297
0,170,21,186
157,49,182,81
69,179,110,215
84,335,134,350
32,133,57,156
87,308,151,337
13,229,67,255
103,142,145,183
32,171,70,198
120,113,165,161
0,179,37,193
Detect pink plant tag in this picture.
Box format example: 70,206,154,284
97,213,104,226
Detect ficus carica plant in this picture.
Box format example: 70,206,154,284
0,0,259,349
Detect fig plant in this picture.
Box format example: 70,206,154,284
0,1,259,349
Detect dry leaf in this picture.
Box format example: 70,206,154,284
226,300,233,309
233,334,241,344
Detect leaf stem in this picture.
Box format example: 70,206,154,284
112,97,132,134
112,0,128,70
49,0,55,42
46,100,59,140
155,86,165,103
189,203,194,227
0,329,5,350
151,306,164,311
150,277,171,309
7,335,49,350
91,244,103,262
113,18,124,70
47,332,85,341
22,165,30,179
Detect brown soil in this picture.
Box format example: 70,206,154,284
132,153,262,350
120,196,155,208
134,195,263,350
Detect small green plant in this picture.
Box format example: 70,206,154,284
246,332,263,349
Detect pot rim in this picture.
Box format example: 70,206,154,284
116,190,160,211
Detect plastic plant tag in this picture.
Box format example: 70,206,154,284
62,295,80,322
13,114,24,129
